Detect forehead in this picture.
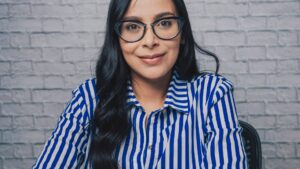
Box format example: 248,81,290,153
124,0,177,20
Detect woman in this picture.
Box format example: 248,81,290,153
33,0,247,168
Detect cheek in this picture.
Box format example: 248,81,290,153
120,41,137,58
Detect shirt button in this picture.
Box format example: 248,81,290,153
148,145,153,150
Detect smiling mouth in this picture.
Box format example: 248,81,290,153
139,53,165,65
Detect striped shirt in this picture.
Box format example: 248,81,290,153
33,71,247,169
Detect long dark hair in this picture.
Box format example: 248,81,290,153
89,0,219,168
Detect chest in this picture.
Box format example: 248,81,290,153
114,104,208,169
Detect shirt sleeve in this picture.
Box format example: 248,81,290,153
32,88,89,169
203,77,248,169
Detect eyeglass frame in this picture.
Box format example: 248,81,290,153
114,16,185,43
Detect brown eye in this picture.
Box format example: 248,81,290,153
157,19,173,29
124,23,141,32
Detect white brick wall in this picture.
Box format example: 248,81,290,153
0,0,299,168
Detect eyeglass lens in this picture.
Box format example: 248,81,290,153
117,18,182,42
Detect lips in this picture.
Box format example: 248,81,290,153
139,53,165,65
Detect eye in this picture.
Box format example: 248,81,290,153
124,23,141,32
157,19,173,28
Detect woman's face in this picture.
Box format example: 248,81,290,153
119,0,181,81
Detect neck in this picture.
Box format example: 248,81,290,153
131,71,172,113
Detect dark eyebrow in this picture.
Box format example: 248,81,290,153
122,12,176,21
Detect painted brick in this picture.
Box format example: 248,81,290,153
265,159,300,169
266,74,300,87
0,90,12,103
236,102,265,115
239,17,267,30
0,117,12,129
0,18,42,32
32,89,70,103
76,61,94,75
32,62,76,75
34,116,57,129
31,33,81,47
0,48,42,61
297,143,300,158
248,115,276,129
0,4,9,17
42,48,63,61
0,33,10,47
278,31,298,46
247,31,278,45
14,144,33,158
11,90,31,103
0,75,43,89
219,61,248,74
276,88,297,102
186,2,205,16
205,3,248,16
9,4,31,17
2,130,44,143
10,33,30,47
2,103,43,115
267,16,300,30
96,2,109,17
216,17,238,30
268,47,300,59
236,47,266,60
266,103,300,115
63,48,98,61
236,74,266,88
31,4,77,18
3,159,36,169
43,103,65,117
214,47,235,61
277,60,299,73
276,115,298,128
74,4,97,16
42,19,64,32
204,31,246,46
77,32,97,47
0,144,14,158
11,61,33,74
250,2,299,16
233,88,246,102
298,88,300,102
13,116,34,129
190,17,216,31
44,76,65,88
0,62,10,75
247,88,277,101
249,60,276,73
265,129,300,142
261,143,276,158
63,18,104,32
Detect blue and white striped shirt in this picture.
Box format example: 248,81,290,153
33,72,247,169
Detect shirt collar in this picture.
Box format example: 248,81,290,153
126,71,189,114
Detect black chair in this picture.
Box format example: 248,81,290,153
239,120,262,169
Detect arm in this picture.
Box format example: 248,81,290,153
32,88,89,169
204,78,247,169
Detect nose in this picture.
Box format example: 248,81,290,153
142,26,159,49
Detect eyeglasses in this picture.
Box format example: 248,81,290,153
114,16,184,43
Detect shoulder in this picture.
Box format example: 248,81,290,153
189,73,234,106
69,77,97,125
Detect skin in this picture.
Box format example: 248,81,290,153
119,0,181,120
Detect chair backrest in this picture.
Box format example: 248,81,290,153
239,120,262,169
